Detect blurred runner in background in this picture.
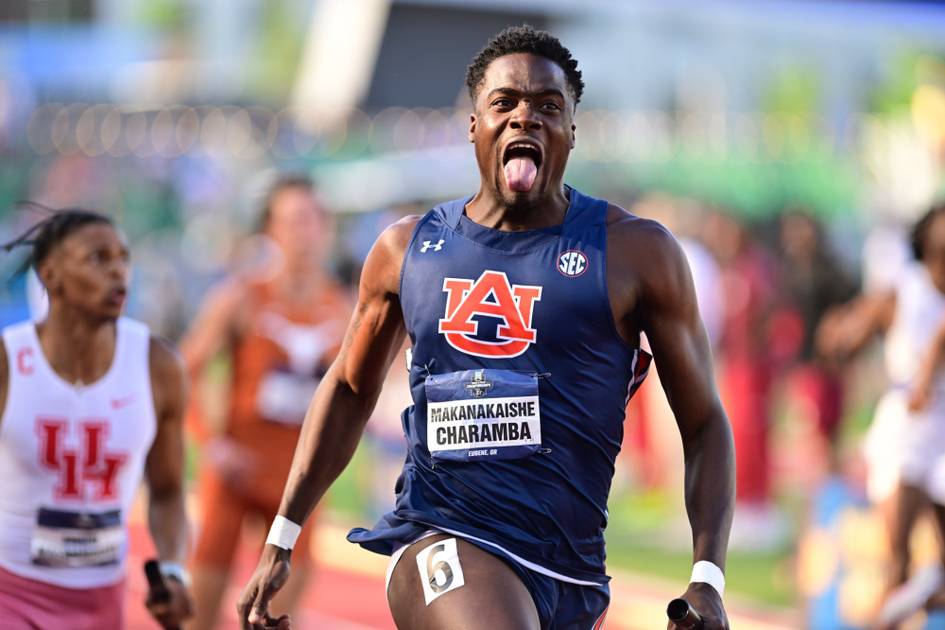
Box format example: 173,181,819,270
819,202,945,627
181,176,349,630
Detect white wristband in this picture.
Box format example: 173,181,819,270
690,561,725,598
266,515,302,551
159,561,191,587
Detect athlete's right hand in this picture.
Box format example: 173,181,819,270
667,583,729,629
237,545,293,630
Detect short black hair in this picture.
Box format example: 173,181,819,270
2,204,114,274
911,201,945,261
257,173,317,232
465,25,584,105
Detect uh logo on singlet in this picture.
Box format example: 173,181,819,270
32,420,128,568
427,270,543,462
37,419,127,501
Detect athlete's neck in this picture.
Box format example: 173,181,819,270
37,305,117,385
465,185,570,231
272,262,329,301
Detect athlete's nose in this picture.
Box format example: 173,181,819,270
509,101,542,131
109,258,130,283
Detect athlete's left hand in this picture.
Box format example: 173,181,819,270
668,582,729,629
146,576,194,629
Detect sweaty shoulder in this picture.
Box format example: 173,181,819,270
365,214,422,297
606,203,677,252
605,203,694,322
607,203,686,271
148,335,186,417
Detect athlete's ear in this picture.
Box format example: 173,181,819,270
37,261,59,295
571,123,576,149
468,114,476,143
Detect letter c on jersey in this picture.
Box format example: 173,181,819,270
438,270,542,358
17,348,33,375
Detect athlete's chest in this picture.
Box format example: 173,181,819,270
6,400,150,508
1,358,154,493
402,227,609,361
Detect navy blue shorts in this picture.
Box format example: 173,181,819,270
504,557,610,630
410,536,611,629
362,523,610,630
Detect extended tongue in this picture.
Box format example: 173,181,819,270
504,157,537,192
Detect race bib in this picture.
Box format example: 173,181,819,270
31,508,124,568
425,369,541,462
256,369,319,425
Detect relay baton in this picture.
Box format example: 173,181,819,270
667,598,704,629
144,559,181,630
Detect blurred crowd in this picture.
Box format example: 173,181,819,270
1,3,945,628
1,132,943,628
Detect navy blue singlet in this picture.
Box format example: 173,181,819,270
348,186,650,584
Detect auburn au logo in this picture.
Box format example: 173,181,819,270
438,270,542,358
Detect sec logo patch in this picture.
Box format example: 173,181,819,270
557,250,588,277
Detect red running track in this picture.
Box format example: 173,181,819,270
124,521,797,630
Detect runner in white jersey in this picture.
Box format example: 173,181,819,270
0,208,193,629
818,202,945,624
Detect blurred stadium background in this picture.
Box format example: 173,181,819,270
2,0,945,628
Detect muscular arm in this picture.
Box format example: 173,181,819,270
276,217,415,528
145,337,190,563
240,218,416,627
609,212,734,573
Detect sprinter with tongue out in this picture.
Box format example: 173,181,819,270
238,26,735,630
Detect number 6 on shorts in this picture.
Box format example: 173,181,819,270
415,538,465,605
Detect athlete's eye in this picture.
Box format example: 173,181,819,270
540,102,561,112
491,98,513,109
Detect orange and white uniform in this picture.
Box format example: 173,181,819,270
193,279,349,569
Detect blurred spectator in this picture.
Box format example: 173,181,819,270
179,174,350,630
623,194,723,491
703,209,787,550
779,209,857,468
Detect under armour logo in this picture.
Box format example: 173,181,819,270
420,239,444,253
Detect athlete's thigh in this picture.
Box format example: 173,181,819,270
387,534,540,630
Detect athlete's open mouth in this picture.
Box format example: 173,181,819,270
502,141,542,192
502,142,543,169
106,286,127,305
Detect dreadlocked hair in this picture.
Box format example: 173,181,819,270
911,201,945,261
2,203,114,277
465,25,584,104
